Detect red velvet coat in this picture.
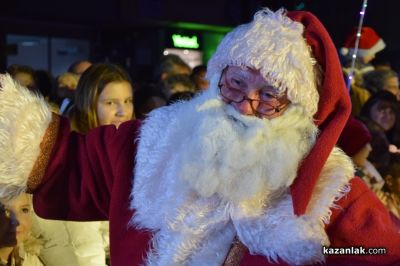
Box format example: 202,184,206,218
30,116,400,266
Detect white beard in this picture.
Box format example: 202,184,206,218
132,80,329,265
176,96,318,215
132,79,354,265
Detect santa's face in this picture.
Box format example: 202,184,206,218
177,69,318,211
218,66,290,119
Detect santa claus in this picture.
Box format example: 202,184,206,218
0,8,399,266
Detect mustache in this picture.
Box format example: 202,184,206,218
222,104,266,131
222,103,247,124
226,114,249,129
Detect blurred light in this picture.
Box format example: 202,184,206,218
171,34,199,49
21,41,38,47
295,2,305,10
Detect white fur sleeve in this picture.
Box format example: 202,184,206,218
130,104,181,229
0,74,53,200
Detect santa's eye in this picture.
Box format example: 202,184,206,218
260,90,277,101
229,78,243,86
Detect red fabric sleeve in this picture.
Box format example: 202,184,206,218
32,117,152,265
325,177,400,265
32,116,141,221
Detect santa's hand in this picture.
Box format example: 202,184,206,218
0,74,53,200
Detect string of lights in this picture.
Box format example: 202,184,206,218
347,0,369,90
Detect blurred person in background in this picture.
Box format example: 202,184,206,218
190,65,209,91
56,59,92,115
371,54,392,71
360,91,400,148
337,116,384,191
361,117,393,171
68,59,92,76
161,73,196,100
58,72,79,90
7,64,36,91
341,27,386,116
153,54,191,82
375,155,400,225
341,26,385,87
57,72,80,114
134,83,166,119
34,70,59,113
363,69,400,101
153,54,192,100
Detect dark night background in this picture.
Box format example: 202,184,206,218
1,0,399,78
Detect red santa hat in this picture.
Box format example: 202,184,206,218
337,116,372,157
207,9,320,117
341,27,385,58
287,11,352,216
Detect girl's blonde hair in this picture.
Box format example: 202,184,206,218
68,63,133,133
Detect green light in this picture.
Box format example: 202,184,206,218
171,34,199,49
295,3,305,10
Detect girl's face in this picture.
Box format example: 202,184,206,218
0,203,17,248
96,81,134,128
370,101,396,131
2,193,32,245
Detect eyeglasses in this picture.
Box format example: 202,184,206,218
218,67,290,119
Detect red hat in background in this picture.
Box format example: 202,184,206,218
341,27,385,58
337,116,372,157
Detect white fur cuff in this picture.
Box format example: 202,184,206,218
0,74,52,200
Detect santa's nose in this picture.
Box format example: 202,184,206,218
231,89,258,116
232,100,255,116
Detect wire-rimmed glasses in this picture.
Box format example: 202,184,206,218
218,67,290,119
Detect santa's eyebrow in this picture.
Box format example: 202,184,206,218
260,83,278,90
227,70,250,81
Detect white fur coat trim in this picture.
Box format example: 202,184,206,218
131,98,354,266
0,74,52,200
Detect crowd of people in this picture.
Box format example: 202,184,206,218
340,25,400,224
0,7,399,266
